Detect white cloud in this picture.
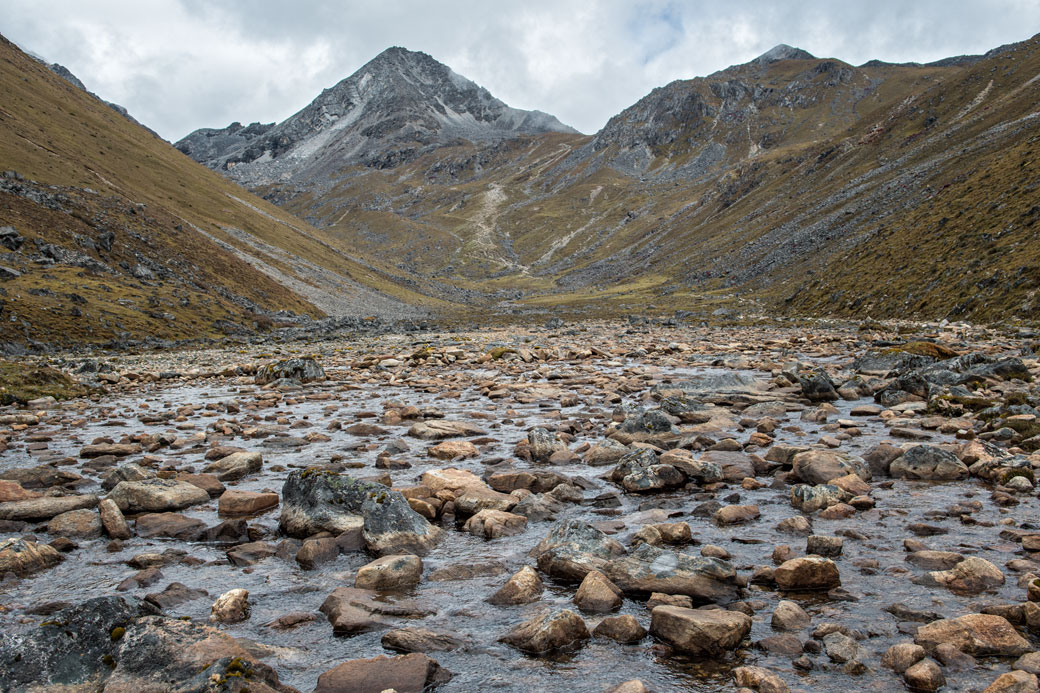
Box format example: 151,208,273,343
3,0,1037,141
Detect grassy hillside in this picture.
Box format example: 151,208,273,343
0,35,439,349
255,35,1039,325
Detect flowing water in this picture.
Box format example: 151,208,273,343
1,350,1036,692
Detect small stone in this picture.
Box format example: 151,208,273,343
592,614,647,643
771,600,810,631
904,658,946,691
499,609,590,653
488,565,544,605
355,554,423,591
882,642,926,673
573,570,623,613
210,588,250,623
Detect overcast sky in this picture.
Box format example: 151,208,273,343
4,1,1038,142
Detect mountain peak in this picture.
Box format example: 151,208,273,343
176,46,577,182
753,44,816,64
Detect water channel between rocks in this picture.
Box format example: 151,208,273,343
0,348,1036,692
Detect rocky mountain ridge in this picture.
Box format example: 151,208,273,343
175,47,577,186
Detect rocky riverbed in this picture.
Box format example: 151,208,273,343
1,320,1040,693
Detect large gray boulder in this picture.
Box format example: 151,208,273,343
280,469,440,555
255,356,325,384
530,519,626,582
604,543,740,603
890,445,968,481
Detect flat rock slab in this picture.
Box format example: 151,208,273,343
0,494,99,521
407,420,487,440
107,479,209,514
79,443,141,459
315,653,451,693
218,489,279,516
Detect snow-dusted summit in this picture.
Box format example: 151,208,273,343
176,46,577,184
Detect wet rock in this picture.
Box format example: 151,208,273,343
915,613,1031,656
488,565,544,605
204,451,263,481
700,450,755,482
907,550,964,571
0,537,62,576
0,493,99,521
776,516,813,535
605,543,739,602
428,440,479,460
593,614,647,643
218,489,279,516
48,508,102,538
0,466,80,489
775,557,841,591
255,356,325,384
649,605,752,655
605,681,651,693
792,450,869,485
924,556,1005,594
382,627,465,653
454,486,518,515
714,504,760,525
771,600,810,631
144,582,208,609
0,480,40,503
355,554,423,591
984,671,1040,692
806,535,843,557
79,442,141,458
135,512,206,540
408,420,486,440
210,588,250,623
823,631,859,663
98,498,131,539
314,653,451,693
790,484,845,513
226,541,278,567
529,426,566,461
1014,651,1040,674
280,469,439,555
800,370,839,402
499,609,590,653
532,519,627,582
863,442,905,477
904,658,946,691
108,478,209,513
296,536,341,570
0,596,157,691
935,642,976,671
733,665,792,693
585,438,629,466
882,641,926,673
267,611,319,630
890,445,969,480
175,472,225,497
109,614,291,691
574,569,623,612
463,509,527,539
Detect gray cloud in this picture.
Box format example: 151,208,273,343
3,0,1037,141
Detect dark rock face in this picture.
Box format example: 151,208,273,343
799,371,839,402
280,469,440,555
0,596,158,690
176,46,576,184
